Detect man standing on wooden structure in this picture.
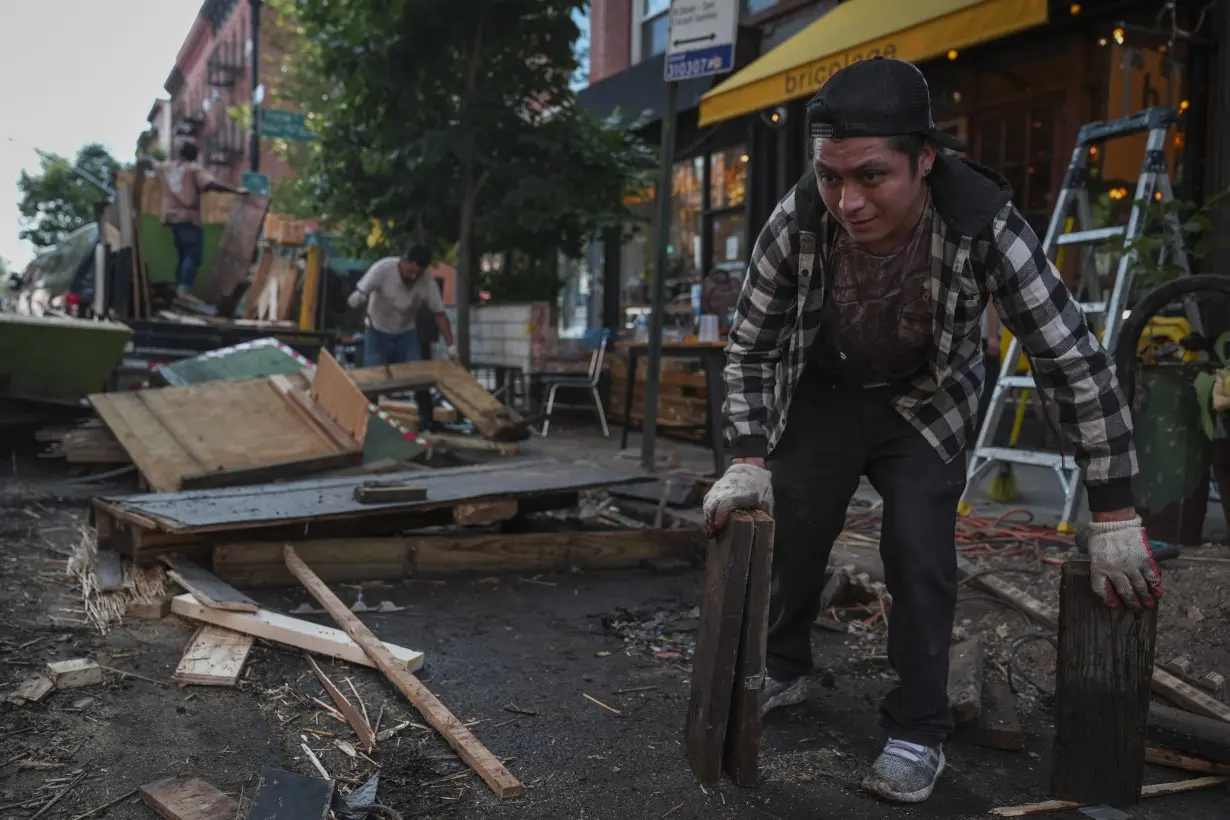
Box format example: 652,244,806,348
702,58,1163,804
348,244,458,431
149,141,248,300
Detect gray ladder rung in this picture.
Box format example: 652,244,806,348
973,447,1074,470
1055,226,1126,246
1078,301,1107,314
997,375,1036,390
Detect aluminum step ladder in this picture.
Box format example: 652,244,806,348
960,106,1197,532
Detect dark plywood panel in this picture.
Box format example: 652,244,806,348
208,193,269,303
163,555,259,611
98,460,649,533
247,766,333,820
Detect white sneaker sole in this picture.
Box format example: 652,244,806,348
861,749,947,803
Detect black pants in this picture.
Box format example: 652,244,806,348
765,370,967,747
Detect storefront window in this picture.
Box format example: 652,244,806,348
711,211,747,274
557,252,591,340
642,0,669,60
670,157,705,284
709,147,749,210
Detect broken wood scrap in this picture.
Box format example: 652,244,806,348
454,499,518,526
7,675,53,705
686,511,758,784
1146,746,1230,776
310,349,370,446
248,766,334,820
1147,702,1230,764
1052,560,1156,806
46,659,102,689
173,624,254,686
1153,667,1230,724
161,555,259,612
990,776,1228,816
243,250,277,320
62,424,130,465
208,192,270,304
127,596,173,620
306,655,376,752
946,638,984,724
169,594,424,672
284,546,523,799
951,681,1023,751
139,774,238,820
723,510,774,786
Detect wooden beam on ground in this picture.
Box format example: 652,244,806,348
951,681,1024,751
685,511,758,783
169,594,424,672
284,546,522,799
1148,703,1230,764
991,777,1228,816
306,655,375,752
174,624,254,686
454,499,518,526
956,557,1230,725
947,638,984,724
1051,560,1157,806
1146,746,1230,776
138,775,238,820
723,511,774,786
162,556,259,612
247,766,333,820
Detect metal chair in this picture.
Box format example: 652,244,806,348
539,328,610,437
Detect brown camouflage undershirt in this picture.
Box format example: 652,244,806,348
812,199,936,385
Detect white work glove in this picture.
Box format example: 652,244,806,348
347,290,367,309
445,345,460,362
1087,516,1163,609
702,462,773,535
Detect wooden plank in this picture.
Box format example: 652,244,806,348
956,555,1058,628
1052,560,1157,806
169,594,424,672
211,529,703,587
208,193,269,303
46,659,102,689
163,556,259,612
174,624,254,686
268,374,358,452
247,766,333,820
284,546,523,799
354,481,428,504
723,511,774,786
1148,703,1230,764
951,681,1024,751
247,766,332,820
138,775,239,820
310,349,369,445
686,512,757,783
96,549,124,593
7,676,52,705
127,596,172,619
947,638,984,724
1153,667,1230,723
1146,746,1230,776
306,655,375,752
243,250,277,320
991,777,1228,816
454,499,518,526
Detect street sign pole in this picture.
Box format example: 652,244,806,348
641,0,740,473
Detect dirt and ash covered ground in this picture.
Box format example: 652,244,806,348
0,465,1228,820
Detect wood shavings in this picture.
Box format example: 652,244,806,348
65,527,166,633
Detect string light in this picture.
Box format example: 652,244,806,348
1179,99,1190,112
1098,37,1108,46
1109,187,1128,200
1112,26,1126,44
947,49,959,60
1069,2,1081,13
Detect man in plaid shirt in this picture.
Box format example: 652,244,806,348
702,58,1162,804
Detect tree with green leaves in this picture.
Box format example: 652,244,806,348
265,0,653,362
17,143,120,249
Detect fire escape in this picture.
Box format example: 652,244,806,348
202,32,247,171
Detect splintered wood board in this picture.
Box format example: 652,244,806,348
139,775,239,820
243,251,277,320
162,555,259,612
311,350,369,445
174,624,254,686
170,594,425,672
349,360,525,440
89,378,362,492
208,193,269,302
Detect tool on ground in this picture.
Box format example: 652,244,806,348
960,107,1200,532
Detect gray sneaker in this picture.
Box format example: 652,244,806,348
861,739,946,803
761,676,807,717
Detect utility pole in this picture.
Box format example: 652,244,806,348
249,0,262,173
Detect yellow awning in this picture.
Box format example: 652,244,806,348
698,0,1049,127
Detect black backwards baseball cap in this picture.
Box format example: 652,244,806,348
804,57,970,155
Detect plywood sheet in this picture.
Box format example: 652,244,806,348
174,624,254,686
90,377,362,492
98,460,647,533
208,193,269,302
311,350,369,445
139,775,238,820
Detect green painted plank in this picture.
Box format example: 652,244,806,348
138,215,226,297
0,315,131,404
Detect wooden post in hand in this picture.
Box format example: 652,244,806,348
685,510,764,783
284,546,522,799
723,511,774,785
1052,560,1158,806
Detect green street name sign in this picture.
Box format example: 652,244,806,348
241,172,271,197
260,108,311,141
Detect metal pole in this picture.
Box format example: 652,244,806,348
249,0,262,173
641,80,678,472
33,150,114,198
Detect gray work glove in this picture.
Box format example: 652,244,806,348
1086,515,1163,609
702,462,773,535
